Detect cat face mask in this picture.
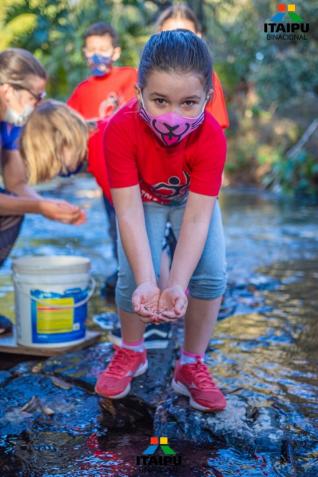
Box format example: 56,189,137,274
139,95,207,146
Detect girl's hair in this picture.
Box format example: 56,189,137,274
156,3,201,33
20,100,88,185
138,30,212,92
0,48,47,91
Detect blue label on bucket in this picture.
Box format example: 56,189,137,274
31,287,87,344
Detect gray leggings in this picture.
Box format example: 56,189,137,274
0,189,24,268
116,199,227,313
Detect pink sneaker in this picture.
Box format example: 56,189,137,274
172,359,226,412
95,345,148,399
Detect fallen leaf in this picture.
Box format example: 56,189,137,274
51,376,72,390
42,406,55,416
20,396,54,416
32,363,43,373
20,396,41,413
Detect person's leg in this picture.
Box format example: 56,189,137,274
169,200,227,411
95,202,168,399
0,203,24,268
169,199,226,353
119,308,146,343
95,228,149,398
116,202,169,341
183,296,222,355
0,197,24,334
185,200,227,353
0,216,24,266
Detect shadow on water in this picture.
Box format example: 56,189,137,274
0,179,317,476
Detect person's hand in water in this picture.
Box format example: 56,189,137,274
157,285,188,322
71,209,87,225
132,281,161,323
39,199,86,225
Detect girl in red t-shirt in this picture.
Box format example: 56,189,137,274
156,3,229,130
107,2,230,347
95,30,228,412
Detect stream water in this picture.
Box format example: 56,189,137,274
0,177,317,476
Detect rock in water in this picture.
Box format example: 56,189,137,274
154,392,286,453
42,340,176,429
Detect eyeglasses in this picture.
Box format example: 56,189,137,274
8,83,46,103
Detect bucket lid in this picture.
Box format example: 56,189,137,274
12,256,91,275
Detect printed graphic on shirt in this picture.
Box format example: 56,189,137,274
99,92,121,119
140,171,190,205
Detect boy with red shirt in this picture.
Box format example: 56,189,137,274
68,22,137,121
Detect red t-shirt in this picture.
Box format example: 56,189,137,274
67,66,137,120
103,98,226,206
208,72,229,129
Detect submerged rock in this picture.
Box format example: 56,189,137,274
218,277,279,320
0,371,11,387
154,392,286,453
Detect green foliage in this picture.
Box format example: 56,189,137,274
1,0,317,199
0,0,155,98
265,151,318,199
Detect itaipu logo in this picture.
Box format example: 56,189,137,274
264,4,309,40
136,436,182,467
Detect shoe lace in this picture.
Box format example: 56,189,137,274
106,346,139,377
190,359,216,390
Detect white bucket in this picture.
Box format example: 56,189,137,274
12,256,95,348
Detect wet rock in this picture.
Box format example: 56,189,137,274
99,394,154,430
0,371,11,387
10,361,39,378
154,392,286,453
42,343,114,390
42,340,176,429
0,374,100,438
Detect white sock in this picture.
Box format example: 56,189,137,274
122,338,145,353
180,348,204,365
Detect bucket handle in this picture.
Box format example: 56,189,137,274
15,277,96,310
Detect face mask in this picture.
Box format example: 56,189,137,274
59,161,86,178
87,54,112,76
4,104,34,126
139,95,207,146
